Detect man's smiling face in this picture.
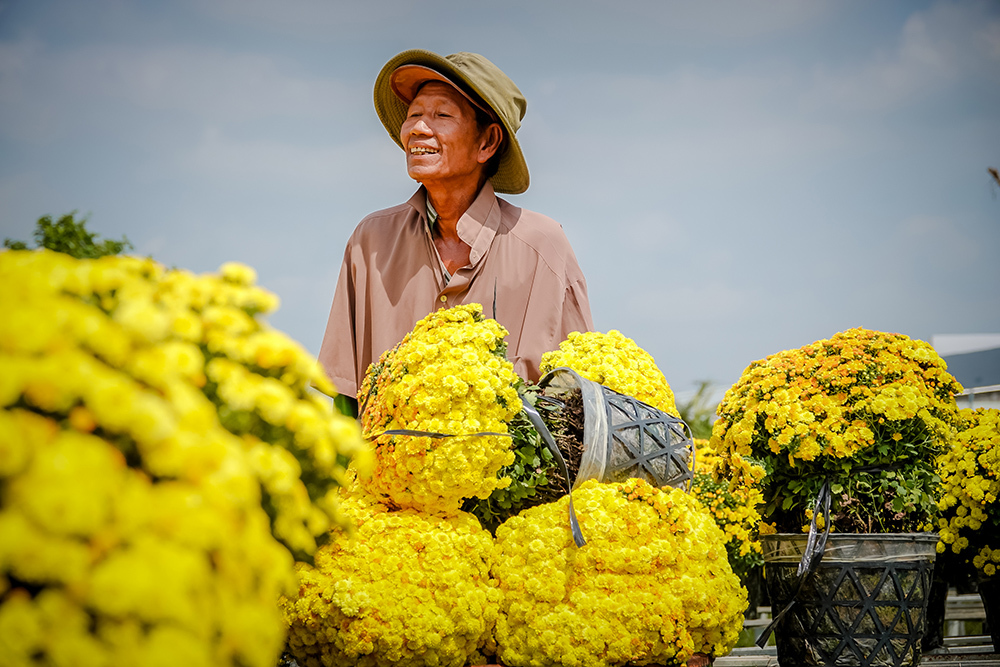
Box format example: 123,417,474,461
400,81,489,188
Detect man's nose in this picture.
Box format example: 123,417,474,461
409,118,432,135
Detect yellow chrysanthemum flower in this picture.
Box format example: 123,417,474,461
711,327,960,534
691,439,765,569
0,249,369,666
936,408,1000,579
281,491,501,667
540,330,679,416
493,478,747,667
358,304,520,514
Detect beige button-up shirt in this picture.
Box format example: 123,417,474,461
319,183,594,398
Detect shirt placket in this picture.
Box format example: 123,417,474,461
422,217,457,309
439,269,471,308
425,191,498,310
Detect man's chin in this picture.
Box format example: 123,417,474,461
406,166,437,182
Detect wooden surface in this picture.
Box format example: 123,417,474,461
715,637,997,666
715,593,995,667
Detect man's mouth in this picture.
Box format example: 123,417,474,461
409,146,439,155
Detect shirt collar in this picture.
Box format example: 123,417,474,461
408,183,502,268
459,182,502,267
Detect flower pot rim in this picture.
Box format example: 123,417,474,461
762,532,938,540
761,532,938,564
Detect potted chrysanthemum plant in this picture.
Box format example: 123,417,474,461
282,304,520,667
711,327,962,667
464,329,694,533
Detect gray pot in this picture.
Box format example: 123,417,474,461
539,367,694,491
761,532,938,667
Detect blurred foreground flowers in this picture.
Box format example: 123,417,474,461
0,249,369,666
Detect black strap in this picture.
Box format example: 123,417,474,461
520,399,587,547
755,478,832,647
373,428,513,439
367,392,587,547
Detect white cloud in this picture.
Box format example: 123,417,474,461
566,0,834,43
804,1,1000,113
189,0,424,36
81,45,362,120
526,66,849,192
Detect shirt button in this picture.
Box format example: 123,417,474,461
439,295,447,303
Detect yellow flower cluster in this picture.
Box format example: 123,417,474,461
281,491,501,667
0,249,368,667
712,328,960,468
540,330,679,417
358,304,521,514
710,328,959,533
492,478,747,667
691,439,765,565
936,408,1000,579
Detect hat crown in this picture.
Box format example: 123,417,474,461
443,52,526,133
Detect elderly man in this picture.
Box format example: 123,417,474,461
319,49,593,411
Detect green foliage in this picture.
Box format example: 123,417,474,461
333,394,359,418
677,380,718,440
463,385,559,533
762,427,942,533
692,469,765,578
4,212,132,258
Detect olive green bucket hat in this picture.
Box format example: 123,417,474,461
374,49,530,195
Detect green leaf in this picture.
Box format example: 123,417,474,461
5,212,133,259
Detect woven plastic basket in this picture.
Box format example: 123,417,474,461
539,367,694,491
761,533,937,667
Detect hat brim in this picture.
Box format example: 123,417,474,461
374,49,529,195
390,65,496,120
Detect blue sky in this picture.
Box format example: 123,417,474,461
2,0,998,399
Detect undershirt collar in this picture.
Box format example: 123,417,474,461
424,194,450,283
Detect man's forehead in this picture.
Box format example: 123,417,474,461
410,81,474,110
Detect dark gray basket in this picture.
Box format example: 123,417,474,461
762,533,937,667
539,367,694,491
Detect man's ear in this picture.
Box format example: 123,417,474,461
479,123,503,163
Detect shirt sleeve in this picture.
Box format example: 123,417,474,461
510,273,594,384
318,241,361,399
560,276,595,339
